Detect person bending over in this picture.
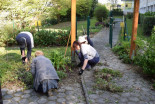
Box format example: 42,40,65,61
31,51,59,96
73,41,100,75
75,36,94,67
16,31,34,64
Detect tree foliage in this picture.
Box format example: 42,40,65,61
49,0,71,22
76,0,93,17
94,4,109,22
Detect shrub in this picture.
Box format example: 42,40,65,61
126,13,133,19
0,25,36,47
76,0,92,17
94,4,109,22
144,11,155,16
143,16,155,36
34,30,70,46
57,70,67,80
134,27,155,74
42,18,58,26
112,9,123,16
112,41,132,64
138,13,145,24
49,50,71,71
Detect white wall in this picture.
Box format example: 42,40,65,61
139,0,155,13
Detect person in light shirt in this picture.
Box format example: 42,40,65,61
73,40,100,75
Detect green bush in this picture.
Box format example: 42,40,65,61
76,0,92,17
112,9,123,16
0,25,36,47
144,11,155,16
34,30,70,46
143,16,155,36
112,41,132,64
134,27,155,74
126,13,133,19
94,4,109,22
49,50,71,71
42,18,58,26
57,70,67,80
139,13,145,24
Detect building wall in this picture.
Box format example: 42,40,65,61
122,1,134,14
139,0,155,13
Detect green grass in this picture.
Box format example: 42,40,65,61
0,46,70,89
44,17,103,37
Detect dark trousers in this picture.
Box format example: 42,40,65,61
20,46,31,60
78,53,99,69
76,36,98,68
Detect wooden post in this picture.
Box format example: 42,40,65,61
130,0,140,59
71,0,76,56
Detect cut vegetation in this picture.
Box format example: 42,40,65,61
94,68,123,92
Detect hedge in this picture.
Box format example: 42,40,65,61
143,16,155,36
112,9,123,16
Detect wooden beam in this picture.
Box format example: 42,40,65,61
71,0,76,56
130,0,140,59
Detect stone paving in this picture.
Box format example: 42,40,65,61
2,82,85,104
82,20,155,104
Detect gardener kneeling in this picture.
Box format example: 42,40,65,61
31,51,59,96
73,41,100,75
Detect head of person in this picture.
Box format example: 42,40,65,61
78,36,87,44
35,51,44,57
18,37,26,49
73,41,81,50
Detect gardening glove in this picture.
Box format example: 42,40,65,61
79,69,84,75
22,57,26,64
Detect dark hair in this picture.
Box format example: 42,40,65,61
73,41,81,48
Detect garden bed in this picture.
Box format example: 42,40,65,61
0,46,72,90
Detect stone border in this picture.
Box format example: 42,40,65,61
81,75,90,104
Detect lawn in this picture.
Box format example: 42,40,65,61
43,17,103,37
0,46,71,89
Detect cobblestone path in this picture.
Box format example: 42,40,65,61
2,72,86,104
82,20,155,104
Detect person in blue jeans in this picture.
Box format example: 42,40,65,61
73,40,100,75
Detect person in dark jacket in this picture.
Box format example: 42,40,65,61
31,51,59,96
16,32,34,64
